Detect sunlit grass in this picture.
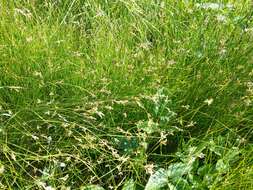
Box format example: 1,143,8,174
0,0,253,189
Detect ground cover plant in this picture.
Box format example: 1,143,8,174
0,0,253,189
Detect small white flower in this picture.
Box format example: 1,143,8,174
59,162,66,168
198,152,205,159
144,163,155,175
217,15,227,23
34,71,43,78
196,3,221,10
196,3,233,10
31,135,39,140
59,174,69,181
204,98,214,106
44,186,56,190
219,48,227,55
14,8,32,18
182,105,190,110
167,60,176,66
26,36,33,42
244,27,253,33
244,99,251,106
47,136,52,144
11,152,16,161
226,3,234,9
44,111,50,115
96,111,104,118
186,121,196,128
0,165,5,174
37,99,42,104
35,180,46,188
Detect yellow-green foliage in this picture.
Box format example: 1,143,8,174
0,1,253,189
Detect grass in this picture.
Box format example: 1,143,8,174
0,0,253,189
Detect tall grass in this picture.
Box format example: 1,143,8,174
0,0,253,189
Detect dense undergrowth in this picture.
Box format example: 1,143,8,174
0,0,253,189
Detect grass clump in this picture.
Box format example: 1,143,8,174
0,0,253,189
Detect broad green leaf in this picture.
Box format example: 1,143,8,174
117,136,139,154
172,178,191,190
167,163,192,178
168,183,177,190
145,168,168,190
197,164,214,177
137,120,159,134
225,147,240,163
122,179,136,190
80,185,105,190
208,140,225,156
216,159,229,173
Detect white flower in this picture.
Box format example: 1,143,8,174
144,163,155,175
219,48,227,55
11,152,16,161
182,105,190,109
44,111,50,115
0,165,5,174
35,180,47,189
26,36,33,42
31,135,39,140
186,121,196,128
244,28,253,33
37,99,42,104
196,3,233,10
59,174,69,181
217,15,227,23
226,3,234,9
96,111,104,118
204,98,214,106
167,60,176,66
47,136,52,144
196,3,221,10
198,152,205,159
59,162,66,168
14,8,32,18
244,99,252,106
34,71,43,78
44,186,56,190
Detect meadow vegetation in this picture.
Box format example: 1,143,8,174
0,1,253,189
